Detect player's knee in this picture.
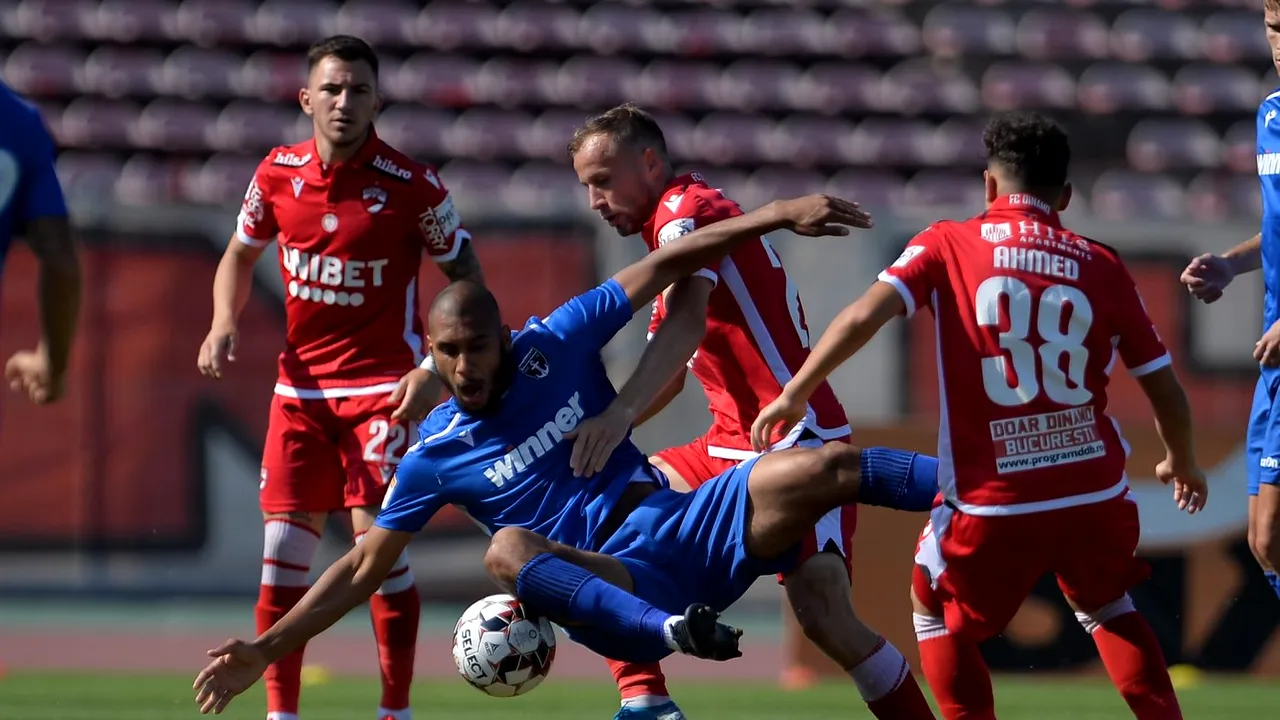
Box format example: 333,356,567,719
1072,594,1135,635
260,515,323,587
484,527,550,592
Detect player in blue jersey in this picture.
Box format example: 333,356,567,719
1179,0,1280,602
0,81,81,407
193,193,935,714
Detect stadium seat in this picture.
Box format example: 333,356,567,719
248,0,338,47
632,60,722,111
470,57,561,108
235,50,308,102
436,160,514,208
740,8,827,57
3,0,92,41
169,0,256,47
182,153,260,205
1109,9,1202,61
551,55,643,108
739,167,828,212
932,118,990,169
329,0,417,48
921,3,1017,58
116,154,181,205
504,162,583,215
78,46,165,99
1077,62,1172,114
1015,7,1110,60
3,43,84,97
645,8,742,55
128,99,220,152
787,62,883,114
1172,63,1262,114
54,152,126,201
1186,171,1262,221
1201,11,1271,63
1222,118,1257,174
901,170,986,214
691,113,775,165
824,169,906,215
848,118,935,167
577,3,663,55
1126,118,1222,171
59,98,138,149
414,0,498,52
490,1,580,52
1089,169,1186,220
81,0,174,43
374,104,455,158
881,58,980,115
713,60,805,113
645,112,697,165
1263,68,1280,99
981,61,1077,111
444,109,533,161
518,109,589,161
383,54,479,106
823,8,921,58
153,46,243,101
207,101,301,153
764,115,858,168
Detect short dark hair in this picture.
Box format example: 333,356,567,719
306,35,379,79
568,103,667,158
982,111,1070,191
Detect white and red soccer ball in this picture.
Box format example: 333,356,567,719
452,593,557,697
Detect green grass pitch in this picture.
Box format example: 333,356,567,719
2,672,1278,720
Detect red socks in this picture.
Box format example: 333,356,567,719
915,613,995,720
607,659,671,701
1090,611,1183,720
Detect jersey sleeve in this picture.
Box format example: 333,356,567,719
645,298,665,342
416,165,470,264
876,225,947,318
374,447,446,534
235,157,279,247
542,278,633,351
11,107,67,228
654,190,736,284
1111,263,1172,377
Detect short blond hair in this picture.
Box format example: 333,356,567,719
567,103,667,158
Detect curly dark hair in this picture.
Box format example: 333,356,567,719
982,111,1070,191
568,103,668,158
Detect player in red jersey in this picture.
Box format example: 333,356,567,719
564,105,937,720
196,36,483,720
755,111,1207,720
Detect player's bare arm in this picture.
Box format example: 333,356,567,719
1181,232,1261,304
568,277,712,476
751,281,903,451
198,236,268,380
436,238,485,285
193,524,413,714
1136,366,1207,514
6,215,82,405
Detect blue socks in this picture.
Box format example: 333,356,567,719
859,448,940,512
1267,571,1280,600
515,553,672,646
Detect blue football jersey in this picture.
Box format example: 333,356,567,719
376,279,664,551
1258,88,1280,378
0,82,68,277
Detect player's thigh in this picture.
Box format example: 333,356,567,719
260,394,348,513
743,442,863,560
1247,375,1276,498
1053,496,1150,613
334,393,412,510
484,526,635,594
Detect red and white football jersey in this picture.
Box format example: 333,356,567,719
237,129,469,396
643,173,850,457
879,194,1171,514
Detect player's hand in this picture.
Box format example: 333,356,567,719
771,194,874,237
197,323,238,380
1155,457,1207,514
193,638,268,714
1256,320,1280,368
390,368,440,423
565,406,634,477
751,390,808,452
4,347,64,405
1180,253,1234,304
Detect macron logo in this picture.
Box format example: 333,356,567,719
482,393,585,488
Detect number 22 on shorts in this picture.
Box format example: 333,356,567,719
364,418,408,473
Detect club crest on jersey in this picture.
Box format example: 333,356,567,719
981,222,1013,244
371,155,413,181
272,151,311,167
321,213,339,232
363,186,387,213
519,348,550,379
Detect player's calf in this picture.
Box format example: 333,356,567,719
1250,486,1280,599
354,517,419,720
259,512,326,720
910,580,996,720
1073,595,1183,720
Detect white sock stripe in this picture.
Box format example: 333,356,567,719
848,638,910,702
263,519,322,568
1075,594,1136,635
261,565,310,587
912,612,948,641
376,566,416,595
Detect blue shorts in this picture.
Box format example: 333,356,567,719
1247,373,1280,496
564,456,799,662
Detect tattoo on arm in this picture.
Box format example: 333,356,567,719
438,241,484,285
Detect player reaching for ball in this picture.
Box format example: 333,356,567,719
1179,0,1280,604
191,193,938,716
195,36,484,720
754,111,1203,720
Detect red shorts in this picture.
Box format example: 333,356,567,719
654,432,858,584
259,391,412,513
911,492,1149,642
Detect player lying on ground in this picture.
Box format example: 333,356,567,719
1178,0,1280,603
193,194,930,715
561,103,937,720
195,35,484,720
754,111,1206,720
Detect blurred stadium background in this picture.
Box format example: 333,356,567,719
3,0,1280,717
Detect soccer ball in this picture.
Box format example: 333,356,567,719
452,593,557,697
